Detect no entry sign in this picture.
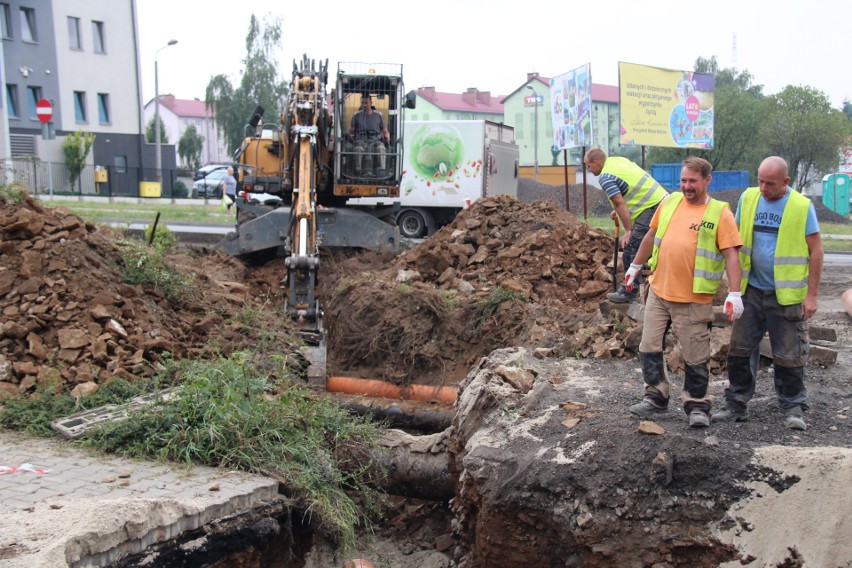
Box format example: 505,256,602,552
36,99,53,123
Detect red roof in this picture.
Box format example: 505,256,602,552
415,87,506,114
591,84,619,103
156,95,215,118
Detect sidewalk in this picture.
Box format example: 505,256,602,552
0,430,278,567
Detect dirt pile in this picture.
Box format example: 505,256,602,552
323,195,639,386
0,194,300,398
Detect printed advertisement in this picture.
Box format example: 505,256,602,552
619,62,714,149
549,64,593,151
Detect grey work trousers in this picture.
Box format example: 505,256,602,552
724,284,810,412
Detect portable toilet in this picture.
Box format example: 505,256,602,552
821,173,850,217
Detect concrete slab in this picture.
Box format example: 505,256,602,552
0,430,279,567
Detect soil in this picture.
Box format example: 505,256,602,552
1,190,850,567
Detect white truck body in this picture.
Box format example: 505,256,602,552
348,120,519,237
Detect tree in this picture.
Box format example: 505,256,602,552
178,124,204,170
205,14,289,155
145,114,168,144
843,99,852,122
62,131,95,192
763,85,852,188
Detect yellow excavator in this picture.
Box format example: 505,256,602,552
217,55,415,372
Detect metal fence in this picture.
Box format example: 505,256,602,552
0,158,186,199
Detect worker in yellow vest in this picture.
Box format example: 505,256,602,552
583,148,668,303
712,156,823,431
621,157,744,428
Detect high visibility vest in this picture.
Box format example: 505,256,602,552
737,187,810,305
648,193,729,294
601,157,668,222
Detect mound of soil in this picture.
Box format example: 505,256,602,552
322,195,636,387
0,193,302,397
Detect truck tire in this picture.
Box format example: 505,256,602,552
397,210,427,238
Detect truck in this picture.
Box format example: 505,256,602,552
347,120,519,238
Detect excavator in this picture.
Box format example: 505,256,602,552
216,55,415,378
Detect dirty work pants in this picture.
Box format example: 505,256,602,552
621,206,656,290
724,284,809,412
353,140,385,173
638,287,713,415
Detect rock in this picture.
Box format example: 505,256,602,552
71,381,99,398
637,421,665,435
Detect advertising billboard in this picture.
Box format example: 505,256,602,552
619,62,714,149
549,64,593,151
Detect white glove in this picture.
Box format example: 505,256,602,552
725,292,744,322
623,263,643,291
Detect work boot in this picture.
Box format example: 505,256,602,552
688,411,710,428
607,286,638,303
784,408,806,431
711,405,750,423
629,399,666,418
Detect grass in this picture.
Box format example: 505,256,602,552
0,352,387,552
35,197,232,225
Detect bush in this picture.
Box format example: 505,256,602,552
143,223,179,253
173,180,189,198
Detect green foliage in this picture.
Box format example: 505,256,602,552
62,130,96,190
476,286,527,328
0,377,158,436
173,180,189,198
145,113,168,144
85,355,386,549
205,14,289,154
0,182,27,202
143,223,179,253
764,85,852,188
119,239,192,303
178,124,204,171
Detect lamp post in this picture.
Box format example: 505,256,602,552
154,39,177,199
526,85,539,182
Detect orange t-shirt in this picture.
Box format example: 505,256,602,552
648,196,742,304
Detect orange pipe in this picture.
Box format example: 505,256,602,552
327,376,457,404
842,288,852,318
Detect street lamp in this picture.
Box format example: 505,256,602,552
154,39,177,198
526,85,539,182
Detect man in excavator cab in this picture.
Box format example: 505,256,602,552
348,93,390,177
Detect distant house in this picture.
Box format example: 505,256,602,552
143,95,226,168
409,87,505,122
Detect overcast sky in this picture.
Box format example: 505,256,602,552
136,0,850,109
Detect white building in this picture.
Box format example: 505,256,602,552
143,95,226,168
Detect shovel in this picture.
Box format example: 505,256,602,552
612,216,620,292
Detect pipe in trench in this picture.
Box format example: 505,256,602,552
326,376,457,404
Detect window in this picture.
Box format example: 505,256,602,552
0,4,12,39
26,85,41,119
67,16,81,49
97,93,109,124
5,84,18,118
114,155,127,174
19,7,36,42
92,20,105,53
73,91,86,122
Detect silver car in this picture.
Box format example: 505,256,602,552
192,169,227,199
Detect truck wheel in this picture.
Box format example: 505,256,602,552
397,210,426,238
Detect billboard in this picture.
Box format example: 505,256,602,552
619,62,714,149
549,64,593,151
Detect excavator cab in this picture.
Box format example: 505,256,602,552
331,62,415,201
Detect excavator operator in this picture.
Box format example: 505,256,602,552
348,93,389,177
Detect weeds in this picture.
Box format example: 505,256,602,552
118,238,193,303
0,182,27,203
476,286,527,328
143,223,179,253
82,354,386,550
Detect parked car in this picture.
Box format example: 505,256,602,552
192,169,227,199
192,164,228,181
